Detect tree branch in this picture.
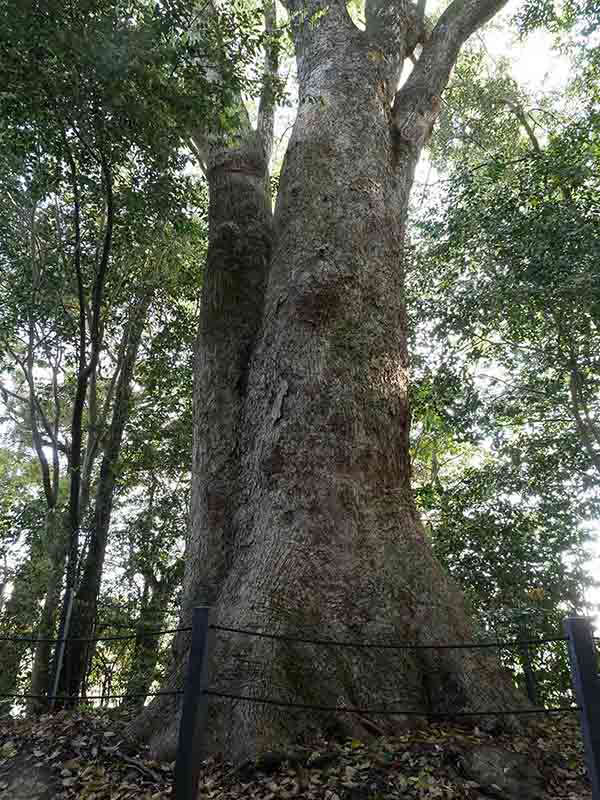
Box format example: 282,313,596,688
62,127,90,595
502,98,541,153
426,0,508,89
188,1,252,170
366,0,427,66
189,134,208,173
569,364,600,476
26,329,54,510
7,203,57,510
257,0,279,165
80,320,128,517
50,358,62,505
0,383,28,405
89,149,113,376
392,0,508,149
569,357,600,446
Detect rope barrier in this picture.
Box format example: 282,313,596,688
0,689,183,702
0,625,191,645
0,618,593,719
210,624,568,651
96,621,138,630
1,619,590,650
203,689,580,717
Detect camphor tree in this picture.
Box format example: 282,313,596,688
130,0,526,761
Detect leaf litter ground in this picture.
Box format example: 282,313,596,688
0,709,592,799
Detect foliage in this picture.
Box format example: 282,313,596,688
0,0,219,700
516,0,600,36
408,38,600,698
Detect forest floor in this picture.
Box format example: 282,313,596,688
0,706,592,800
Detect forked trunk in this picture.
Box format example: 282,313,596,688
128,127,274,748
130,0,520,761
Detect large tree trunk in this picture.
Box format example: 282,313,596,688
130,0,521,762
127,121,274,749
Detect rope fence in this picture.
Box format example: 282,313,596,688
1,621,596,650
0,619,192,710
210,623,571,650
176,610,600,800
0,625,191,644
1,611,598,800
202,689,580,717
0,690,183,702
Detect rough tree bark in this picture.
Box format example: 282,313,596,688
182,129,273,614
130,0,523,761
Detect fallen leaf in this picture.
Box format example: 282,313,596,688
0,742,17,758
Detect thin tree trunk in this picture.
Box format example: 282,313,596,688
0,561,45,712
8,207,65,712
130,0,520,761
28,510,67,712
123,575,173,708
61,290,153,699
121,476,182,707
54,144,113,686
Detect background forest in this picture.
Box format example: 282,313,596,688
0,0,598,714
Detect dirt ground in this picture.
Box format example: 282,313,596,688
0,707,592,799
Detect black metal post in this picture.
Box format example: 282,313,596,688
175,607,211,800
564,616,600,799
